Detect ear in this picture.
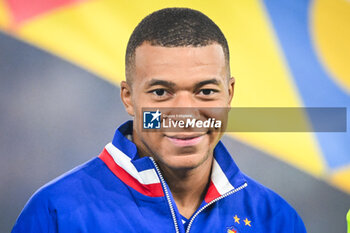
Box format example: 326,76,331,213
227,77,235,106
120,81,135,116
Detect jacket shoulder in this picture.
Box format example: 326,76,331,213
21,157,106,212
242,174,296,213
240,174,306,232
38,157,103,196
12,158,105,233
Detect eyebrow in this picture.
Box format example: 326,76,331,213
145,78,221,89
146,79,176,88
193,78,221,90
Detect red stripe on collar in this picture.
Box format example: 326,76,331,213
204,181,221,203
99,148,164,197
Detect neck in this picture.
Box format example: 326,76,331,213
157,154,213,219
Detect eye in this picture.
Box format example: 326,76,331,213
153,89,166,96
149,88,171,98
198,89,218,96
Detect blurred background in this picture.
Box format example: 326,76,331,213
0,0,349,232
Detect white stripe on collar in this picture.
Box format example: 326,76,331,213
105,143,160,185
211,159,234,194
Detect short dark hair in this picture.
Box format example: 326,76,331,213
125,7,230,84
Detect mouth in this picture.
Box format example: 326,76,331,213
165,133,206,147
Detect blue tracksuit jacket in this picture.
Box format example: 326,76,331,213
12,121,306,233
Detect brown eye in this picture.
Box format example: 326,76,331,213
199,89,218,95
153,89,166,96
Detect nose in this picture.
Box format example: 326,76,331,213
173,91,195,108
170,91,201,121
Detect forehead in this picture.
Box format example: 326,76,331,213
133,43,227,83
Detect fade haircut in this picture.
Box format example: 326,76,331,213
125,7,230,85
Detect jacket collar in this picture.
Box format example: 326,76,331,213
99,120,247,202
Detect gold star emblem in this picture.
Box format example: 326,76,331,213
243,218,251,227
233,215,240,224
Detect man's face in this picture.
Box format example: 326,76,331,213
121,43,234,170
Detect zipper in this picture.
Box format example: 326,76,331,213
185,182,248,233
150,157,180,233
150,157,247,233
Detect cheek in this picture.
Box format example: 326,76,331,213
132,101,147,129
132,93,156,119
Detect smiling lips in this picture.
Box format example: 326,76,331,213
165,134,206,147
